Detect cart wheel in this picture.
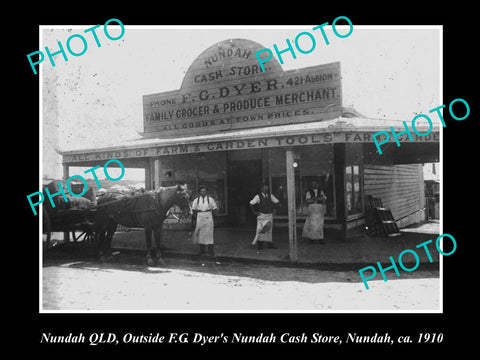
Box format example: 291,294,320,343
71,229,96,246
42,208,52,249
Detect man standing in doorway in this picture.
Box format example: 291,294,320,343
302,181,327,244
249,184,280,249
192,185,218,260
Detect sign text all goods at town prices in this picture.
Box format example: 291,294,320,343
142,39,342,137
63,131,439,163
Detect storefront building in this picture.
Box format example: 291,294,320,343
61,39,439,261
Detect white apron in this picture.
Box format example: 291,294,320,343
252,213,273,244
193,212,214,245
302,203,325,240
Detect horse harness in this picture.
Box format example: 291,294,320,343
111,192,166,225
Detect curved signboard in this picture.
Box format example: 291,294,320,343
143,38,342,137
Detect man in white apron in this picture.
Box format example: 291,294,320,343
192,185,218,258
302,181,327,244
249,184,280,249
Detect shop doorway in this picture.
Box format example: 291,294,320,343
227,159,262,227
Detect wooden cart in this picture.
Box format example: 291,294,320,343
42,203,97,248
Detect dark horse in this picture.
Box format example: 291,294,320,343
95,185,191,266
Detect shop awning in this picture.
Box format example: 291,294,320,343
61,114,440,166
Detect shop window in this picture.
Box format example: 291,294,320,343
160,152,227,215
228,148,262,161
271,177,289,215
299,145,335,218
345,165,363,215
267,145,335,219
197,152,227,214
269,148,289,216
174,154,197,179
195,151,227,214
345,143,364,217
160,157,175,184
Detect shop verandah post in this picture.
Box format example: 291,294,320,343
285,148,298,262
62,163,70,242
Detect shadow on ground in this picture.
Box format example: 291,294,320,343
42,244,439,286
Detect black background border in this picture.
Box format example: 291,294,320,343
16,4,476,355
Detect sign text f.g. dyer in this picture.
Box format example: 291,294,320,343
143,39,343,138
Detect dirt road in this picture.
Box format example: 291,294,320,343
42,251,440,311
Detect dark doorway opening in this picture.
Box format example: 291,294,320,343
227,159,262,227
